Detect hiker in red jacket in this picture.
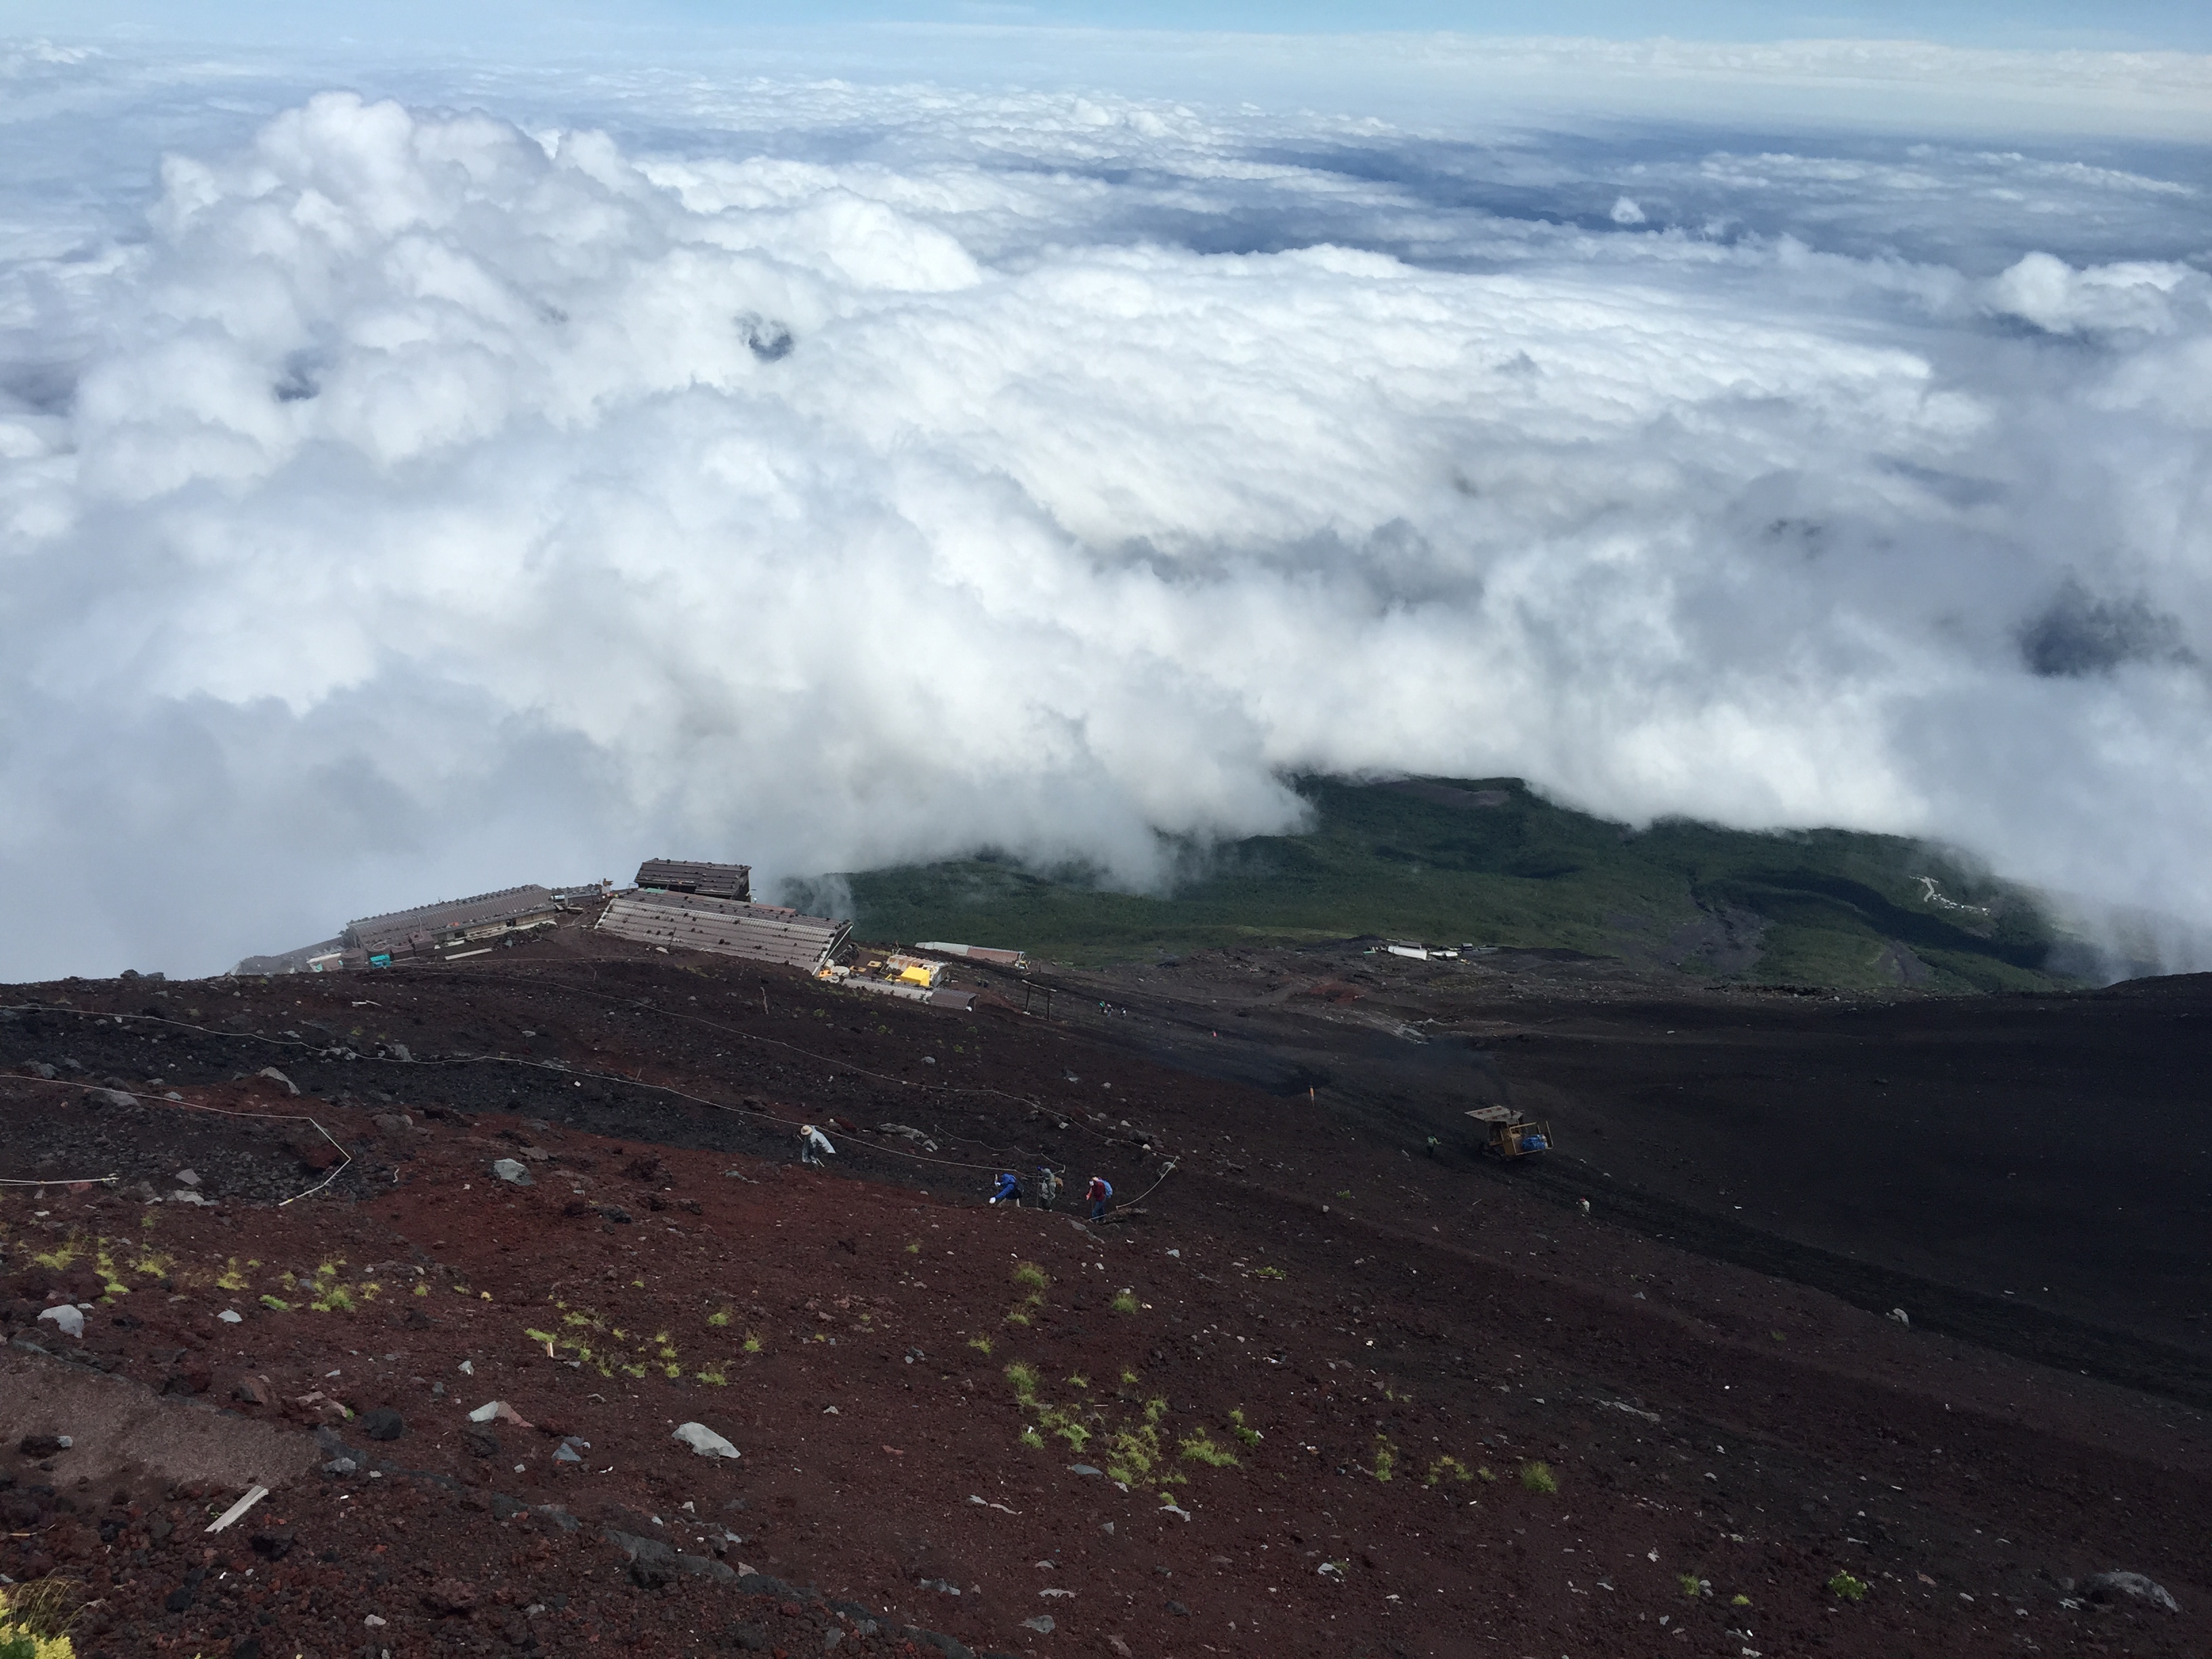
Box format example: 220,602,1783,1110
1084,1174,1113,1220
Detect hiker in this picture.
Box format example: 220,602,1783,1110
799,1123,835,1168
1033,1166,1061,1212
989,1170,1023,1206
1084,1173,1113,1220
1425,1135,1440,1159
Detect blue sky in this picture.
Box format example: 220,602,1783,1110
10,0,2212,49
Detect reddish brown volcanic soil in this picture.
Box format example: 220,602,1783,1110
0,929,2207,1658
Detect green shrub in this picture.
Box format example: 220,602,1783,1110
1519,1460,1557,1495
1828,1572,1868,1603
1109,1290,1140,1315
1012,1261,1048,1290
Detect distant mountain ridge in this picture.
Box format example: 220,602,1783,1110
827,775,2086,992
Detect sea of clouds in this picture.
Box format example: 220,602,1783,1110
1,34,2210,977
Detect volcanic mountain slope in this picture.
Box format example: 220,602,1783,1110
0,938,2207,1659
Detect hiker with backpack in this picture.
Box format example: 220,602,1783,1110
1084,1173,1113,1220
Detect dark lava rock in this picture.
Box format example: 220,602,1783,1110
358,1407,405,1441
728,1622,770,1652
18,1435,68,1457
250,1524,298,1561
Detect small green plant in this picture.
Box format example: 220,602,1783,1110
1730,1594,1751,1607
1371,1435,1397,1482
259,1295,292,1313
1004,1361,1042,1402
1012,1261,1049,1290
1679,1574,1704,1599
968,1335,994,1355
0,1574,82,1656
214,1256,249,1291
1335,1190,1352,1200
905,1242,920,1254
1828,1572,1868,1603
708,1310,730,1328
1519,1460,1557,1495
1229,1408,1262,1447
1066,1372,1090,1389
741,1333,763,1355
1120,1369,1139,1386
1477,1465,1496,1482
1019,1427,1044,1449
1425,1454,1471,1486
695,1368,727,1386
413,1282,429,1297
1252,1266,1285,1280
1109,1290,1141,1315
1179,1432,1239,1468
663,1363,682,1379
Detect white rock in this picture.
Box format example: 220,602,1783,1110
218,1309,243,1324
672,1422,740,1460
257,1067,300,1096
37,1304,84,1339
1887,1308,1910,1327
491,1158,532,1185
175,1169,201,1187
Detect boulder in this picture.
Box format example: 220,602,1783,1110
673,1422,740,1460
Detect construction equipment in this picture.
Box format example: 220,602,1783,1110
1467,1105,1552,1159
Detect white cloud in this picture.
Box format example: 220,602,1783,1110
2,62,2212,977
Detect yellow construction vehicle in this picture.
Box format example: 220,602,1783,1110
1467,1105,1553,1159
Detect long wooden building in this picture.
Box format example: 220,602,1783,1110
596,889,846,971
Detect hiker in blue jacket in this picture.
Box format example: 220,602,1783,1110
1084,1174,1113,1220
989,1170,1023,1206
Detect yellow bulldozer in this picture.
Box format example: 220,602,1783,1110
1467,1105,1553,1160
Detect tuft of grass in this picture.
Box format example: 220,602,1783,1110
214,1257,249,1291
1012,1261,1049,1290
905,1242,920,1254
1019,1427,1044,1450
1370,1436,1397,1482
742,1333,763,1355
1477,1465,1496,1483
1004,1361,1041,1402
694,1367,726,1386
259,1295,292,1313
1229,1408,1262,1447
1679,1574,1704,1599
0,1576,80,1656
1065,1372,1090,1389
1109,1290,1141,1315
708,1310,730,1328
968,1336,994,1355
1425,1454,1471,1486
1179,1432,1239,1469
1730,1594,1751,1607
1519,1460,1557,1495
1828,1572,1868,1603
413,1282,429,1296
1252,1265,1284,1280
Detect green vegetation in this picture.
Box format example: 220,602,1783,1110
1179,1431,1240,1468
1519,1460,1558,1494
1229,1408,1262,1447
1370,1435,1397,1482
835,775,2081,992
1828,1571,1869,1603
0,1578,77,1658
1011,1261,1050,1291
1109,1290,1141,1315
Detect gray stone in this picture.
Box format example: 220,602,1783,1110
1020,1614,1056,1633
491,1158,532,1186
2084,1572,2179,1613
673,1421,739,1459
257,1067,300,1096
38,1305,84,1340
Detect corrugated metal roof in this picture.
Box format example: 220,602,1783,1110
596,889,847,971
345,885,560,955
634,859,752,901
